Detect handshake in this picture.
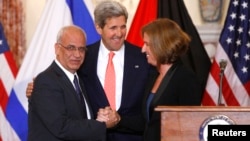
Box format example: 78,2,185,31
96,106,121,128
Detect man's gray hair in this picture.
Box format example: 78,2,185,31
94,0,128,28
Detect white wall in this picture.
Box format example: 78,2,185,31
25,0,46,47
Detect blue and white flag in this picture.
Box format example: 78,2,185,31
5,0,99,140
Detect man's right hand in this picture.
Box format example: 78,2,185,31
26,81,34,98
96,106,121,128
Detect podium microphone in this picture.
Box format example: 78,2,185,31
218,59,227,106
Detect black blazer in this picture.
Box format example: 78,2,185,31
78,41,151,141
142,61,203,141
28,61,106,141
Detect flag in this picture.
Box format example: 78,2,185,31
66,0,100,45
157,0,212,93
5,0,100,140
202,0,250,106
0,22,20,141
126,0,157,47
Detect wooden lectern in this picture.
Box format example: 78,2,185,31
155,106,250,141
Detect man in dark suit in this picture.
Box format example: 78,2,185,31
77,1,151,141
28,25,118,141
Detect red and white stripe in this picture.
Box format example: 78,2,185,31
0,51,19,140
203,44,250,106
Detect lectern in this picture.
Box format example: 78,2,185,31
155,106,250,141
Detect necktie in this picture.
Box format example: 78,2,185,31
104,52,116,110
73,75,87,117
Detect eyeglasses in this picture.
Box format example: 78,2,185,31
58,43,87,53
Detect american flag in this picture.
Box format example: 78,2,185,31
0,22,20,140
202,0,250,106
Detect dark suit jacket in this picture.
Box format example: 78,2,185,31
28,61,106,141
142,60,203,141
78,41,151,141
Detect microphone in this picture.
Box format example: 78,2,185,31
219,59,227,74
218,59,227,106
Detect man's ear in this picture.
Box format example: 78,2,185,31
55,43,60,55
95,24,102,34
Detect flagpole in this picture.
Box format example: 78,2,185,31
218,59,227,106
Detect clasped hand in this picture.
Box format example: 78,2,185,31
96,106,121,128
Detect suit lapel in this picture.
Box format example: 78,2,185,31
85,42,110,105
151,63,179,108
51,62,76,94
78,79,94,118
121,42,143,107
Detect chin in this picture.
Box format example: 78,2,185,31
147,61,154,66
149,61,157,67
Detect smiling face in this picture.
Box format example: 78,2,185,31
55,26,87,74
142,33,157,66
96,16,127,51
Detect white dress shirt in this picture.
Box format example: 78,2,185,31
97,40,124,110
